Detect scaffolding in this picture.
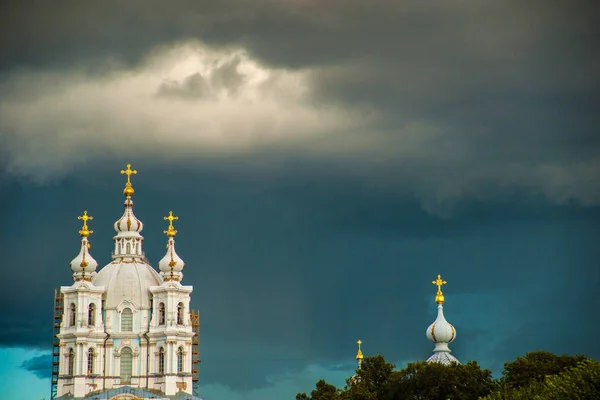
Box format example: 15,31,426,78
190,309,200,397
51,289,64,400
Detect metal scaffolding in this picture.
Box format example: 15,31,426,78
51,289,64,399
190,309,200,397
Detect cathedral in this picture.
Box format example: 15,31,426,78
52,164,201,400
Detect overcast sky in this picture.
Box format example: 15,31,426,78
1,1,599,399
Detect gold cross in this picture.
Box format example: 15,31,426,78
77,210,93,236
432,274,447,294
120,163,137,186
163,211,179,237
432,274,447,292
357,340,362,347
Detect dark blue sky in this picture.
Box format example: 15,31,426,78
1,1,599,399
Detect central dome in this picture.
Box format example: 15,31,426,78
93,260,162,308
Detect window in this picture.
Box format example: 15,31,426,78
158,347,165,374
121,308,133,332
158,303,165,325
177,347,184,374
120,347,132,383
87,348,95,375
69,303,76,327
68,348,75,375
88,303,96,326
177,303,184,325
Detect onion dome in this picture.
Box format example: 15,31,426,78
425,275,459,365
158,211,185,282
70,211,99,281
114,197,144,235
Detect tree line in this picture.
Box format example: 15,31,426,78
296,351,599,400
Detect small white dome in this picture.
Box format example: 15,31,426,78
93,260,162,308
114,198,144,235
158,238,185,281
426,304,456,343
70,237,98,281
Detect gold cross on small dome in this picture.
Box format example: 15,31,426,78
163,211,179,238
432,274,447,304
120,163,138,196
77,210,93,237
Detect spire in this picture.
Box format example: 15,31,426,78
112,163,145,260
70,211,98,281
351,340,364,384
425,274,459,365
356,340,364,369
158,210,185,281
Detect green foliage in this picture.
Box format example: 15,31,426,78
384,360,496,400
500,350,587,390
296,351,597,400
297,379,341,400
343,355,396,400
482,359,600,400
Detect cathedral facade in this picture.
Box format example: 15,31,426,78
53,164,200,400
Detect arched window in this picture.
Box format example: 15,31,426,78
126,242,131,254
120,347,132,383
68,348,75,375
87,348,95,375
177,303,184,325
158,303,165,325
121,308,133,332
69,303,76,327
177,346,184,374
88,303,96,326
158,347,165,374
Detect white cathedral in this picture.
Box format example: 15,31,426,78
52,164,201,400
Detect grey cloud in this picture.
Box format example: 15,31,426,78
2,1,599,212
210,55,246,93
21,354,51,380
155,55,246,99
157,72,214,100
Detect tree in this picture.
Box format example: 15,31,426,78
482,359,600,400
297,379,341,400
384,360,496,400
500,350,587,390
342,355,396,400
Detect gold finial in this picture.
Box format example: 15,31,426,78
163,211,179,238
77,211,93,238
356,339,364,360
432,274,447,304
120,163,137,197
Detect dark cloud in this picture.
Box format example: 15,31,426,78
157,72,214,100
21,354,51,380
155,55,246,100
